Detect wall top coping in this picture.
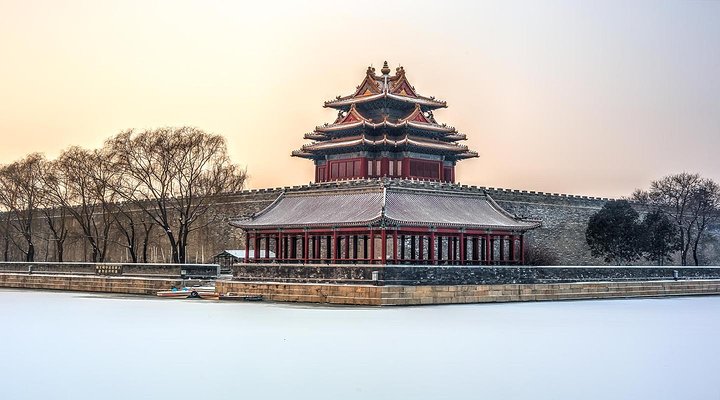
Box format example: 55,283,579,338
0,262,220,267
234,178,623,203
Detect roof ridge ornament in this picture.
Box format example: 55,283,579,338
381,61,391,75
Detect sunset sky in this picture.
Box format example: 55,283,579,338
1,0,718,197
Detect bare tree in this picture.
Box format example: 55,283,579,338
0,154,46,261
45,147,117,262
107,199,161,263
1,210,13,261
108,127,247,263
690,179,720,265
633,172,720,266
36,161,70,262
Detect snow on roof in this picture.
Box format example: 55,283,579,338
216,250,276,259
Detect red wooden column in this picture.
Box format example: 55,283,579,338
429,230,436,265
380,228,387,265
363,235,368,261
410,235,416,261
277,231,283,261
369,228,375,264
520,234,525,265
352,235,358,262
485,234,492,265
326,235,332,260
264,236,270,260
244,231,250,263
332,229,338,264
303,230,309,263
392,229,398,264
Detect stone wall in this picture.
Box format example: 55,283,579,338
217,181,720,266
215,279,720,306
216,280,383,305
485,188,613,265
0,273,184,295
0,262,220,279
231,263,720,285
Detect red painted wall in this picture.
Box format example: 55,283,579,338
316,157,453,182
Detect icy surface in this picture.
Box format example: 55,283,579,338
0,289,718,400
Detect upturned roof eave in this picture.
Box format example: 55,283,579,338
323,92,447,109
298,137,472,154
383,217,541,231
231,216,539,232
230,215,384,230
314,120,457,134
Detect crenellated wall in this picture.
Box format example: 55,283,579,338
3,178,719,265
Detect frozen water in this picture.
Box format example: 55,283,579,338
0,289,718,400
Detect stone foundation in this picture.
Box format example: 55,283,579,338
3,271,719,306
216,279,720,306
0,273,184,295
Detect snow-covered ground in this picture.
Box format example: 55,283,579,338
0,289,718,400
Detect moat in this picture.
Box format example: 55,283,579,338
1,289,718,400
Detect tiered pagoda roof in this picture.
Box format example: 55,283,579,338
232,65,539,267
292,62,478,162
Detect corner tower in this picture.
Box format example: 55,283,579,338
292,61,478,183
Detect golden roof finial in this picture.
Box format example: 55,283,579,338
381,61,391,75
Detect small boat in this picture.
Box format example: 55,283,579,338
219,293,264,301
156,287,218,300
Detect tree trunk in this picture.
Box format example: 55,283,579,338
91,243,99,262
139,221,154,263
681,224,694,266
692,226,703,266
179,228,190,264
26,240,34,262
162,228,179,264
57,239,64,263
